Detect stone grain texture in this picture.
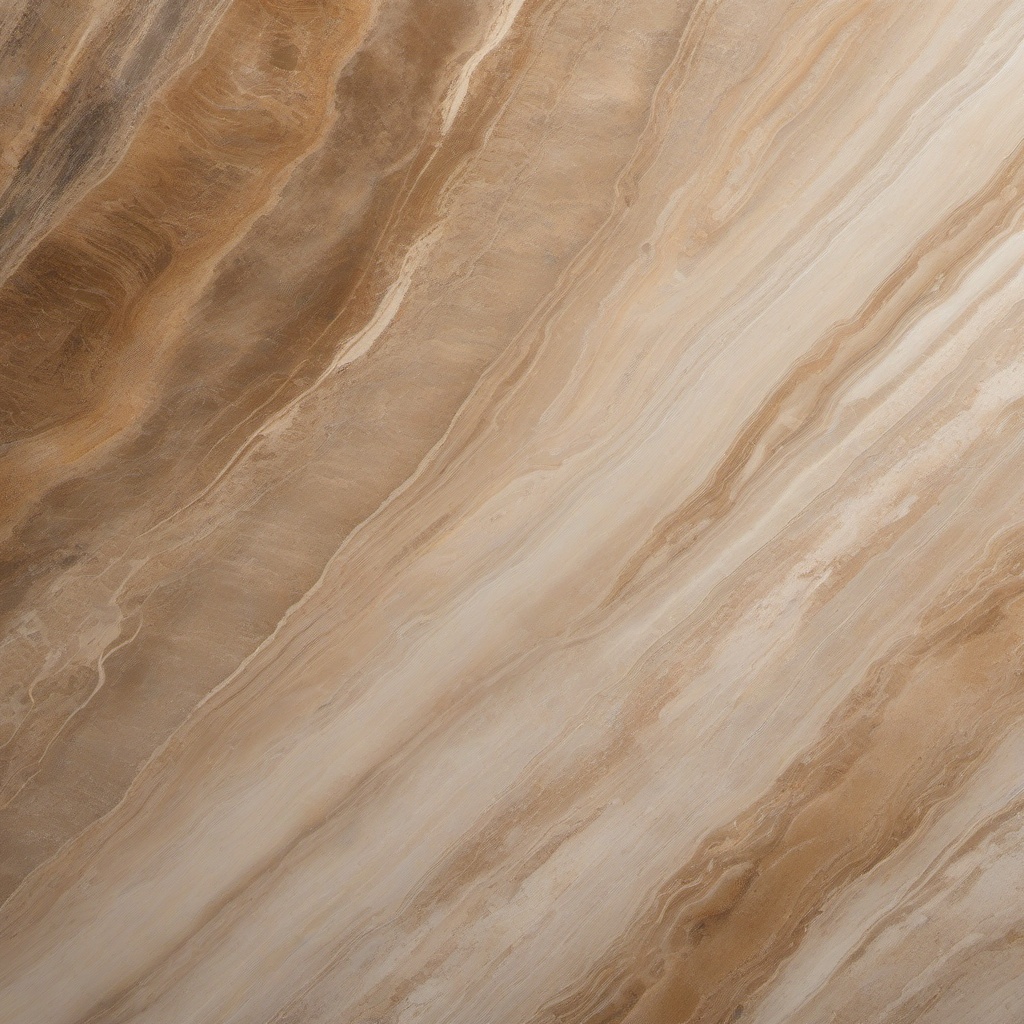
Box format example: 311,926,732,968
2,1,1024,1022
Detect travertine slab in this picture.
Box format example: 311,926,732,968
2,1,1024,1022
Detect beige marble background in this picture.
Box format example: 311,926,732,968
1,1,1024,1021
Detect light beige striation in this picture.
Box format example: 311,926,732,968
2,1,1024,1022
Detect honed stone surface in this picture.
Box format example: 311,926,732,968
2,2,1024,1022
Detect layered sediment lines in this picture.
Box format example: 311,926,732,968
2,1,1024,1022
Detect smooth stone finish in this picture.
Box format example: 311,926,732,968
2,1,1024,1022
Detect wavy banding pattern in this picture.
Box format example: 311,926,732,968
2,1,1024,1023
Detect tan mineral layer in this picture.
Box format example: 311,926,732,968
2,1,1024,1022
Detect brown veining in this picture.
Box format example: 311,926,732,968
3,1,1024,1022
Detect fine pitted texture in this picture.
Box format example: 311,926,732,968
2,2,1024,1022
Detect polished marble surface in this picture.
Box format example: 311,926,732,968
2,1,1024,1022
